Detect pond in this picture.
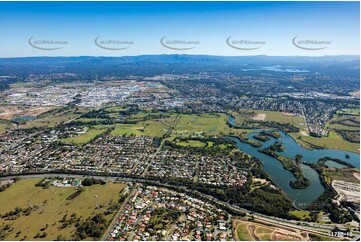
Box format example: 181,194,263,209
12,115,37,123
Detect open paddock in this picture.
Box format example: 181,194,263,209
0,178,126,241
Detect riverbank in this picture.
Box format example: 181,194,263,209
226,112,359,154
226,134,326,208
289,131,360,154
258,143,310,189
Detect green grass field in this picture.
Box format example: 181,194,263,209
129,112,166,120
289,210,311,221
21,112,79,129
228,110,254,126
255,227,273,240
59,127,107,144
323,169,359,185
111,124,145,136
27,106,357,153
257,110,305,129
110,120,170,137
9,82,37,88
327,114,360,131
110,112,247,139
231,109,306,129
0,123,9,134
140,120,171,136
176,140,206,147
0,178,126,241
19,107,89,129
336,108,360,115
234,221,254,241
76,118,105,123
173,113,229,135
290,131,359,153
103,106,128,112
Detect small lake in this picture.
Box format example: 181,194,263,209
226,129,360,209
12,115,36,123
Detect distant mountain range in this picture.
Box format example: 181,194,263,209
0,54,359,65
0,55,359,77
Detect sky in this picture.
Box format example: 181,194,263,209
0,1,359,57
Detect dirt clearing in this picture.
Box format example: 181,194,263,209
253,113,266,121
0,106,53,120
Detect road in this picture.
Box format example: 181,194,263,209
0,172,358,240
141,138,166,177
100,184,138,241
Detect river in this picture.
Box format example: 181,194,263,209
225,116,360,209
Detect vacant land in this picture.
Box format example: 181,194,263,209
0,178,126,241
228,110,255,126
232,219,307,241
337,108,360,115
111,124,144,136
328,114,359,131
326,113,360,144
108,112,254,139
110,121,169,137
233,220,254,241
20,108,87,129
174,113,228,134
253,113,266,121
235,109,306,129
140,119,171,137
59,126,107,144
103,106,128,112
291,131,360,154
322,168,360,185
176,140,206,147
289,210,311,221
0,106,54,120
0,123,10,134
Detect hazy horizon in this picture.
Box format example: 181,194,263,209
0,54,360,59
